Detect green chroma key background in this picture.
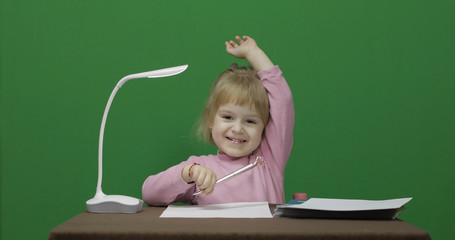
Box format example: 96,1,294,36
1,0,453,239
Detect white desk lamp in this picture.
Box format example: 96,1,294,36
86,65,188,213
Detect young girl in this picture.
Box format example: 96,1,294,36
142,35,294,206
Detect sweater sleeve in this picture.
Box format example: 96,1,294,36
257,65,294,175
142,160,197,206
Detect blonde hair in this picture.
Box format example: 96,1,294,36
198,66,270,144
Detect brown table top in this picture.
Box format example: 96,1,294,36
49,206,431,240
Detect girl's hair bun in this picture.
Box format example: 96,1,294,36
230,63,239,69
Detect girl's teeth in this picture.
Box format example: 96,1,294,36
228,137,245,143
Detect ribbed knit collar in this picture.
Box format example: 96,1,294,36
217,151,250,164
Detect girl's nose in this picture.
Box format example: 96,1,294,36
231,121,243,133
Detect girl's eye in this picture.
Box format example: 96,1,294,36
246,119,257,124
222,115,233,120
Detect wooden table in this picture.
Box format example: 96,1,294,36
49,206,431,240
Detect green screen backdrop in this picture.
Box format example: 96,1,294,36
1,0,454,239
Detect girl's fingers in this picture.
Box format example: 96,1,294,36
230,40,239,48
204,185,214,194
202,175,217,194
198,171,217,195
200,174,212,190
195,170,206,186
190,165,199,182
236,36,244,44
210,175,216,191
227,35,251,50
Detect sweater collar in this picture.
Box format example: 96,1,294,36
217,150,249,162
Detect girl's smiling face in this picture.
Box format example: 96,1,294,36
210,103,265,158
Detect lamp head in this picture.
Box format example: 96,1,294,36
117,64,188,88
146,64,188,78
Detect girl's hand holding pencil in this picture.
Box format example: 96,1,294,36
182,164,217,195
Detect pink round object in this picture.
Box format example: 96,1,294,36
293,193,308,200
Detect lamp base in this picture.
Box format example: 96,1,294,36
86,194,143,213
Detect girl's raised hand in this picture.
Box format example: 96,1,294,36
225,35,259,59
225,35,274,72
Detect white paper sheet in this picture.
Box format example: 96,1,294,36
289,197,412,211
160,201,273,218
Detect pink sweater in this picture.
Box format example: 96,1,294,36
142,66,294,206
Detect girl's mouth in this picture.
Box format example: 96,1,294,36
226,136,247,143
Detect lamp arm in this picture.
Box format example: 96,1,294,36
95,84,121,198
91,65,188,200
